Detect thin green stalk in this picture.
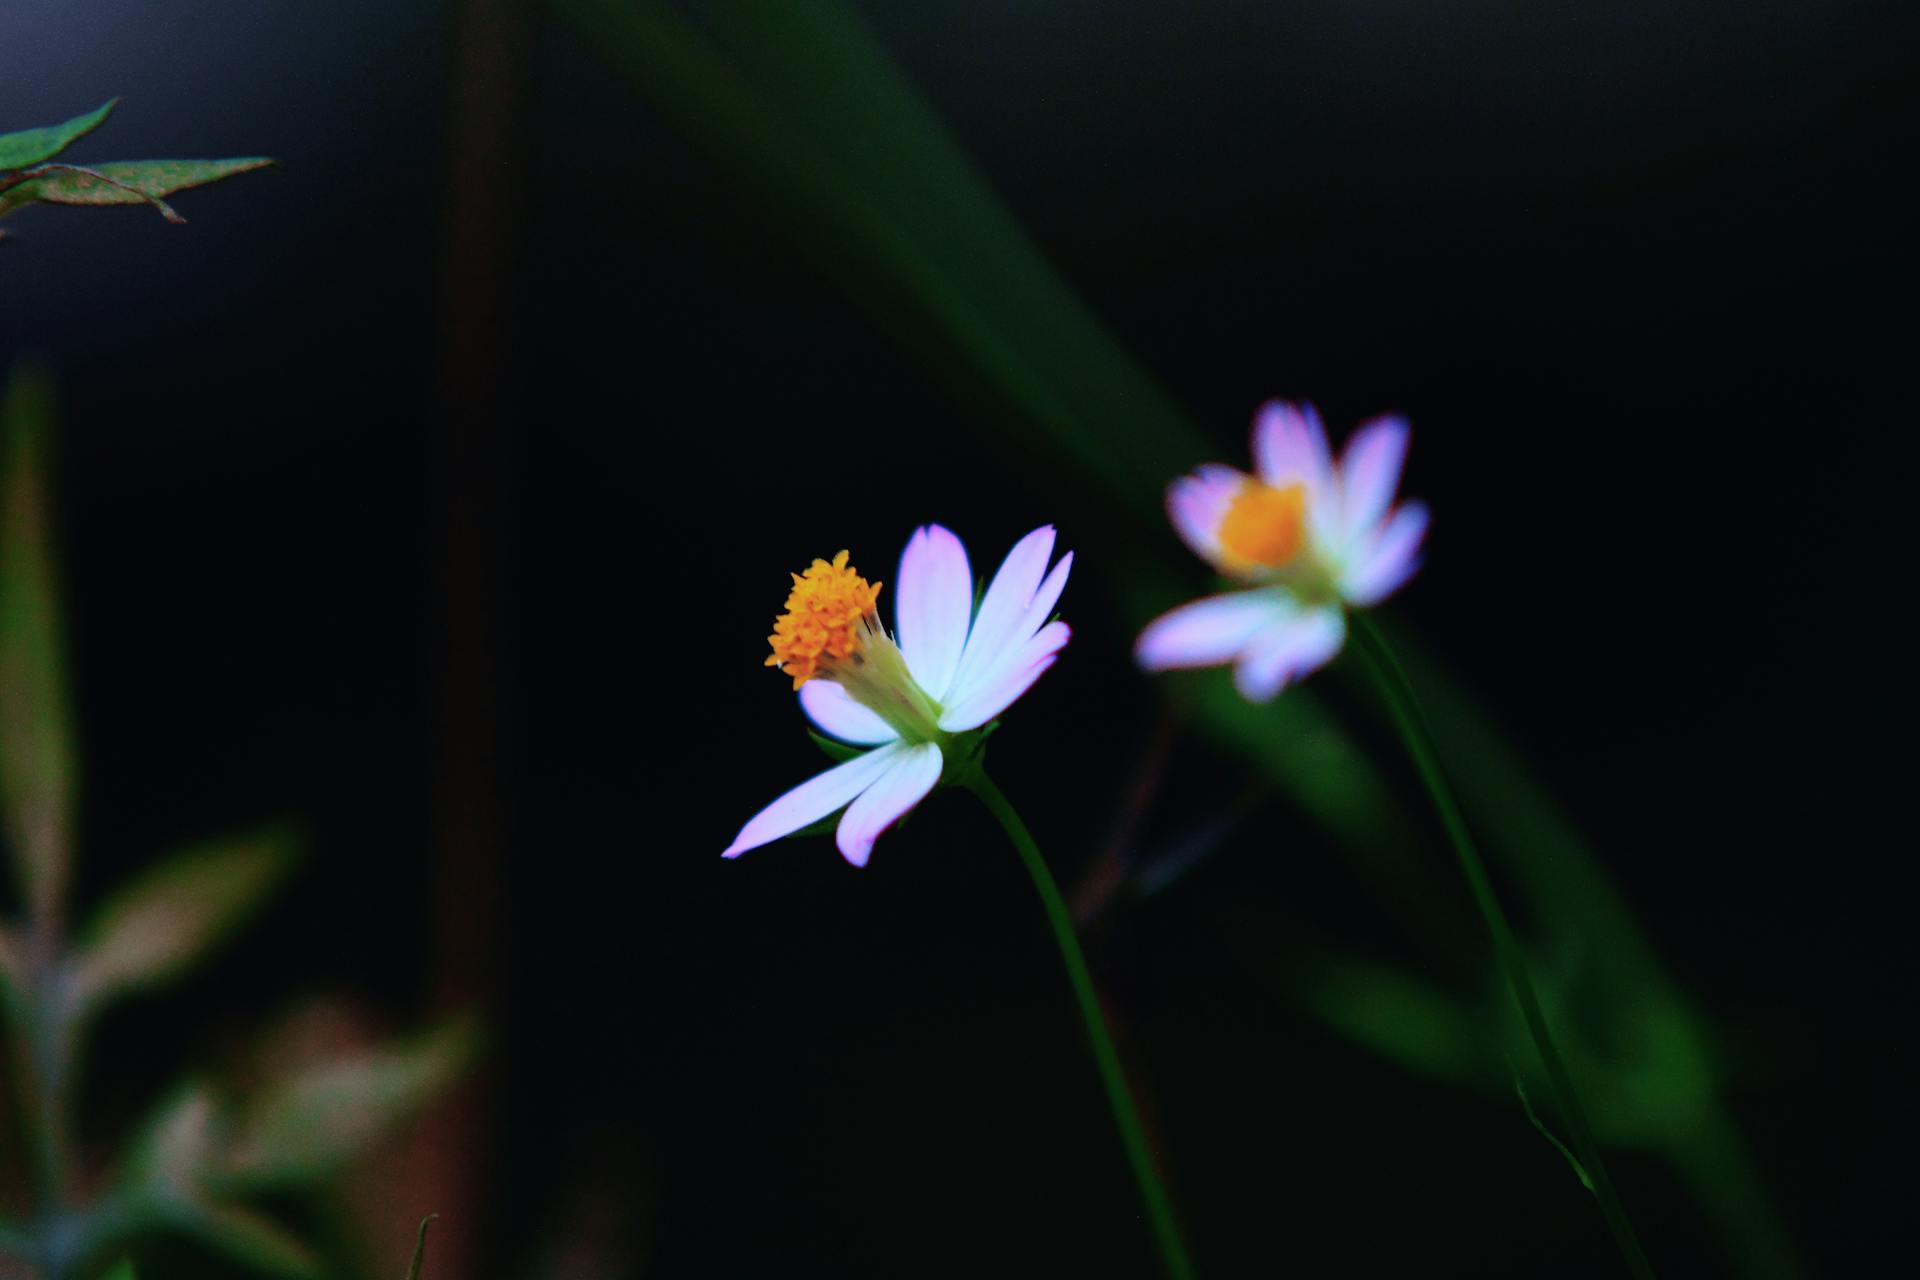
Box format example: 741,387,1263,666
962,769,1197,1280
1348,613,1655,1279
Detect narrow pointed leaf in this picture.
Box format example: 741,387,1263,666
406,1216,438,1280
0,157,276,219
1516,1072,1597,1192
70,828,299,1010
0,366,75,924
0,100,117,171
219,1018,477,1190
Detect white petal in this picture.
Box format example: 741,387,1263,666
1338,414,1410,546
939,620,1070,732
1134,591,1292,671
722,744,902,858
1011,550,1073,651
1166,465,1244,567
1341,501,1429,606
1232,606,1347,702
1251,401,1335,512
948,525,1056,703
835,742,943,867
894,524,973,701
799,680,900,746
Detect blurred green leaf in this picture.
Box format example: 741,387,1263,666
0,158,277,221
1296,956,1488,1086
0,922,24,996
119,1083,221,1199
0,100,117,171
98,1258,137,1280
0,364,75,925
0,1217,32,1256
168,1201,319,1280
218,1018,477,1191
70,829,299,1010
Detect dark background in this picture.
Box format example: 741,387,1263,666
1,1,1910,1276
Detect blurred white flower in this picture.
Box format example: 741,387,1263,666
1136,401,1427,700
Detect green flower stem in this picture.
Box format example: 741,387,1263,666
962,769,1197,1280
1348,613,1655,1279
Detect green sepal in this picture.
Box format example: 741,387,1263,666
785,812,843,840
0,100,117,171
806,729,867,763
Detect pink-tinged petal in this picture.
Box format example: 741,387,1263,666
1233,606,1346,702
1134,591,1292,671
1341,501,1429,606
799,679,899,746
1167,465,1245,567
939,621,1070,732
835,742,944,867
894,524,973,701
1338,414,1410,546
948,525,1057,704
1251,401,1334,503
722,744,902,858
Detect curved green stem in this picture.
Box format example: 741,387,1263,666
963,769,1197,1280
1349,613,1655,1279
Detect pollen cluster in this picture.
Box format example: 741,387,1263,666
1219,480,1308,570
765,550,884,689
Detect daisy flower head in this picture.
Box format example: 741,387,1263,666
724,525,1073,867
1136,400,1428,701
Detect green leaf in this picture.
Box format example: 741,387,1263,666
1295,956,1487,1086
169,1201,319,1279
0,157,276,220
70,828,299,1010
0,99,117,171
119,1082,220,1197
806,729,866,763
99,1259,138,1280
0,923,24,997
218,1018,477,1190
0,365,75,924
405,1215,438,1280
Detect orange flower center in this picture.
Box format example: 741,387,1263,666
1218,480,1307,569
765,550,884,689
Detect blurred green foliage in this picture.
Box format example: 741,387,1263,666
551,2,1801,1274
0,101,273,233
0,367,472,1280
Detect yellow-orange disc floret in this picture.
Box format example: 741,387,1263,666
765,550,885,689
1218,480,1308,570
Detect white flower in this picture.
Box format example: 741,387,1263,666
1135,401,1427,701
724,524,1072,867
